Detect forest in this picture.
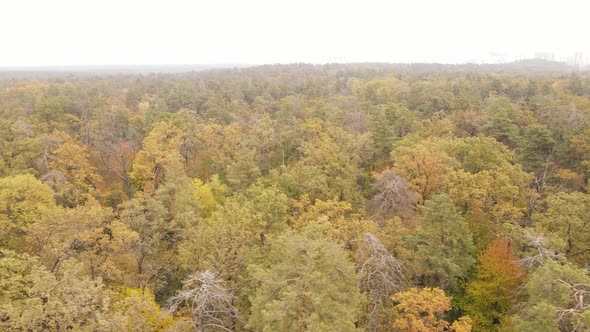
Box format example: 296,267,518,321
1,63,590,331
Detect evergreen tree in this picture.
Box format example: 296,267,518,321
409,193,475,290
248,227,361,331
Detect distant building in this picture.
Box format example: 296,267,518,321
534,52,556,62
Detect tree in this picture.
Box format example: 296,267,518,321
444,136,515,174
33,96,66,132
391,287,466,332
0,174,55,249
225,146,261,190
357,233,405,332
193,175,226,219
451,316,474,332
0,249,113,331
292,197,369,247
513,260,590,331
512,302,560,332
533,191,590,267
451,109,488,137
366,106,398,168
23,198,138,283
368,169,419,222
131,122,185,193
192,123,242,180
519,231,562,269
392,142,456,202
118,195,175,290
247,113,279,172
110,288,175,332
178,183,290,329
571,129,590,178
361,77,409,106
0,119,41,177
42,133,103,207
242,181,290,236
24,199,107,272
101,140,137,199
168,271,239,332
464,239,526,331
529,93,584,141
481,96,520,147
445,166,535,235
366,106,419,168
0,174,55,227
292,121,370,207
155,156,200,231
247,227,361,331
409,193,475,290
520,124,556,193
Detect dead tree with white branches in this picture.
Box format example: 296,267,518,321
168,271,240,332
520,231,562,269
356,233,406,332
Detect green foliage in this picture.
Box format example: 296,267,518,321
512,302,560,332
290,122,370,206
520,124,555,171
111,288,175,332
155,157,200,230
226,146,261,190
481,96,521,147
34,96,66,130
247,227,361,331
513,260,590,331
1,64,590,330
0,249,112,331
193,175,226,218
0,119,41,177
408,193,475,290
443,136,515,173
0,174,55,228
118,195,175,290
533,191,590,267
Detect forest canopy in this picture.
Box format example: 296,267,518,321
1,63,590,331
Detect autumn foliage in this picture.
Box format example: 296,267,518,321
464,238,526,330
0,64,589,331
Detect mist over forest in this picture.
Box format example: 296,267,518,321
1,62,590,331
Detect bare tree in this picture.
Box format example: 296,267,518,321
168,271,239,332
356,233,405,332
520,231,562,268
555,279,590,328
368,170,418,224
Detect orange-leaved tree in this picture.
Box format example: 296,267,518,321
464,238,526,331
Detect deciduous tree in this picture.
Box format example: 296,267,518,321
390,287,452,331
464,239,526,331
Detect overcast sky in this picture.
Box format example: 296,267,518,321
0,0,588,66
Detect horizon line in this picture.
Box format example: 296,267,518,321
0,59,581,68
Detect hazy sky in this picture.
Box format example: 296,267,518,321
1,0,588,66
